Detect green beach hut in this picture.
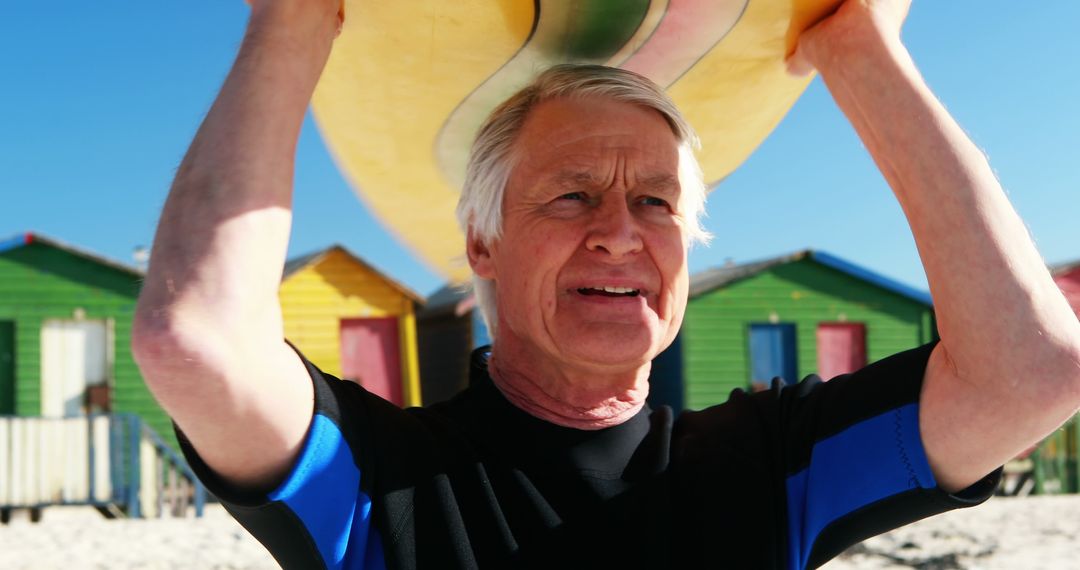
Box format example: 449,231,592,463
0,232,163,425
681,250,936,411
0,232,203,519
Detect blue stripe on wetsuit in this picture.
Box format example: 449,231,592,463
269,413,386,569
785,404,936,570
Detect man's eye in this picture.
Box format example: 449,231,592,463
641,196,668,207
558,192,586,201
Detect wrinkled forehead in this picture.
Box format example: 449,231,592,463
508,96,683,186
515,95,681,144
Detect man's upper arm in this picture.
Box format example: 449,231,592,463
173,350,391,570
132,324,314,491
773,344,1000,569
918,342,1073,493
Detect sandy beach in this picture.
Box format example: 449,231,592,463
823,495,1080,570
2,496,1078,569
0,505,277,570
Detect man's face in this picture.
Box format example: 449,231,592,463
471,96,691,373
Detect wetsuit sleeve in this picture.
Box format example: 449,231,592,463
776,343,1002,569
174,351,393,570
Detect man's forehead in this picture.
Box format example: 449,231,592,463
518,96,676,142
548,169,680,190
505,97,683,189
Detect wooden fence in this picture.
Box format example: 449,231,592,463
0,414,205,519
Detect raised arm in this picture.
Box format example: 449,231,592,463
790,0,1080,491
132,0,342,489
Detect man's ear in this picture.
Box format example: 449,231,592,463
466,228,496,279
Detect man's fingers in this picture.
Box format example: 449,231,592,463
785,52,815,77
333,0,346,38
785,41,817,78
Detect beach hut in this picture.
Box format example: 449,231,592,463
682,250,936,411
415,285,471,406
1025,255,1080,494
1052,260,1080,318
0,232,161,426
279,245,423,407
415,285,491,405
0,232,203,519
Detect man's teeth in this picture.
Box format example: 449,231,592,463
578,286,641,295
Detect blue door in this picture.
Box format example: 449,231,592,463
749,324,797,388
648,333,685,414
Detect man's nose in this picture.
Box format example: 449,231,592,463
585,197,643,258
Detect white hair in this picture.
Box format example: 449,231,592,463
455,64,711,339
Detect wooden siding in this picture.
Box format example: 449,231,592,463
0,244,173,440
417,313,471,405
279,249,421,405
683,258,934,410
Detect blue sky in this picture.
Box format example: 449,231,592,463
2,2,1077,298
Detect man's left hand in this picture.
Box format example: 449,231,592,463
787,0,912,76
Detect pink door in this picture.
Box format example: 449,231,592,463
816,323,867,381
340,317,403,405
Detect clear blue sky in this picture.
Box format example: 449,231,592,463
2,2,1077,298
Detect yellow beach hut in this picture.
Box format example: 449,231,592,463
280,245,423,407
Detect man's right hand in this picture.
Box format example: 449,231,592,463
132,1,342,491
246,0,345,36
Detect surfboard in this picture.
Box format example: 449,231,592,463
310,0,842,281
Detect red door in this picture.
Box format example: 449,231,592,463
816,323,867,381
340,317,403,405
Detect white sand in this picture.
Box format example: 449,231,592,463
0,505,278,570
2,496,1078,569
823,495,1080,570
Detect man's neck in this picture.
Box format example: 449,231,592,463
487,341,651,431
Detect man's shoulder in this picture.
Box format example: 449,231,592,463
671,343,936,458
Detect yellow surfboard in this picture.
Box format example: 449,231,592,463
311,0,841,282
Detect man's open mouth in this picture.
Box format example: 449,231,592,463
576,286,641,298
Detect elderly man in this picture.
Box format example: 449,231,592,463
132,0,1080,568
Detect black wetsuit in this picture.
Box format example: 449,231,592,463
178,343,1000,569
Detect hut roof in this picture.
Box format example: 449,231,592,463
1051,259,1080,277
690,249,933,307
283,244,424,303
419,283,475,319
0,231,144,278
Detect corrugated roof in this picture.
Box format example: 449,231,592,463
282,244,424,303
690,250,934,307
0,231,144,277
689,251,809,297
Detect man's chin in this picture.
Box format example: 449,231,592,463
556,336,658,371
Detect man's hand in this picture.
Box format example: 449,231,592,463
787,0,911,76
245,0,345,37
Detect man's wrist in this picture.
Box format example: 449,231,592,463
809,26,911,85
246,1,341,51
